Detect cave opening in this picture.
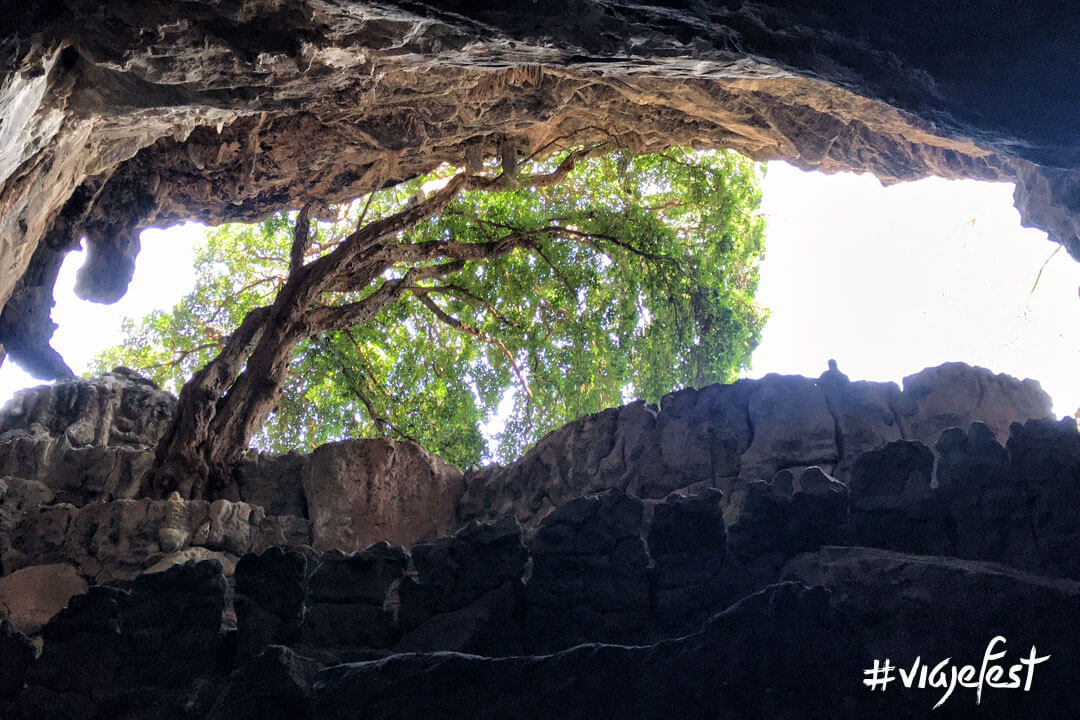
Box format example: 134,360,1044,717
1,159,1075,449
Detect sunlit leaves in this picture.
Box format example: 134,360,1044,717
93,149,767,467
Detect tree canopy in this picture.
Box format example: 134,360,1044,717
95,147,767,472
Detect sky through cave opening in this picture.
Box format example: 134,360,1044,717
0,161,1076,457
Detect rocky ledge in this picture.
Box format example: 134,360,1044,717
1,363,1078,718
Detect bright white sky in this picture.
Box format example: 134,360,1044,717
1,162,1077,421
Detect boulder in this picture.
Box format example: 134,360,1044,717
524,490,651,650
845,440,950,555
898,362,1052,448
737,374,838,486
0,563,86,634
303,439,463,552
0,371,175,505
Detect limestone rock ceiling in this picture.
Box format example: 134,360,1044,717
1,1,1078,378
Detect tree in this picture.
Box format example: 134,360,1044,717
95,144,768,498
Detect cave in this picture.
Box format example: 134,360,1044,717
1,3,1079,718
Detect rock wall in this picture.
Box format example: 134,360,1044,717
460,361,1053,527
0,362,1052,588
1,364,1076,717
3,410,1080,717
2,3,1080,377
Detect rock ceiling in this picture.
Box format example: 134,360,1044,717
1,1,1077,377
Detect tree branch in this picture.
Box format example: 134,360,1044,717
413,283,525,331
289,201,315,274
412,290,533,399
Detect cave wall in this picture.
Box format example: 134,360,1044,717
2,1,1079,376
1,365,1079,718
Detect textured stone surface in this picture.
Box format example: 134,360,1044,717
0,371,175,503
4,2,1080,379
6,493,310,583
459,402,661,526
898,362,1052,448
303,438,463,552
223,451,309,518
461,363,1052,526
0,562,86,634
738,373,839,485
524,489,652,650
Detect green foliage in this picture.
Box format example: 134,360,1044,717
93,148,767,467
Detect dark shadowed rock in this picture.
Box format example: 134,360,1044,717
525,490,651,650
398,517,526,630
1007,418,1080,580
726,469,848,589
0,619,35,703
648,488,729,630
209,645,318,720
314,582,866,720
935,422,1032,566
783,546,1080,717
235,548,307,649
395,582,523,656
846,440,950,555
307,542,407,606
10,560,227,718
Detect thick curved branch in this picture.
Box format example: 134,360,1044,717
412,290,533,399
389,232,535,264
313,334,420,445
289,202,315,273
414,283,525,331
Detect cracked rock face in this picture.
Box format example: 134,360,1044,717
459,361,1053,527
2,2,1080,377
1,364,1079,718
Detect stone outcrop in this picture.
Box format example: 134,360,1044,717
303,438,463,552
3,3,1080,378
4,492,310,584
0,370,175,504
0,362,1052,590
1,365,1077,717
461,362,1053,527
0,563,86,634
